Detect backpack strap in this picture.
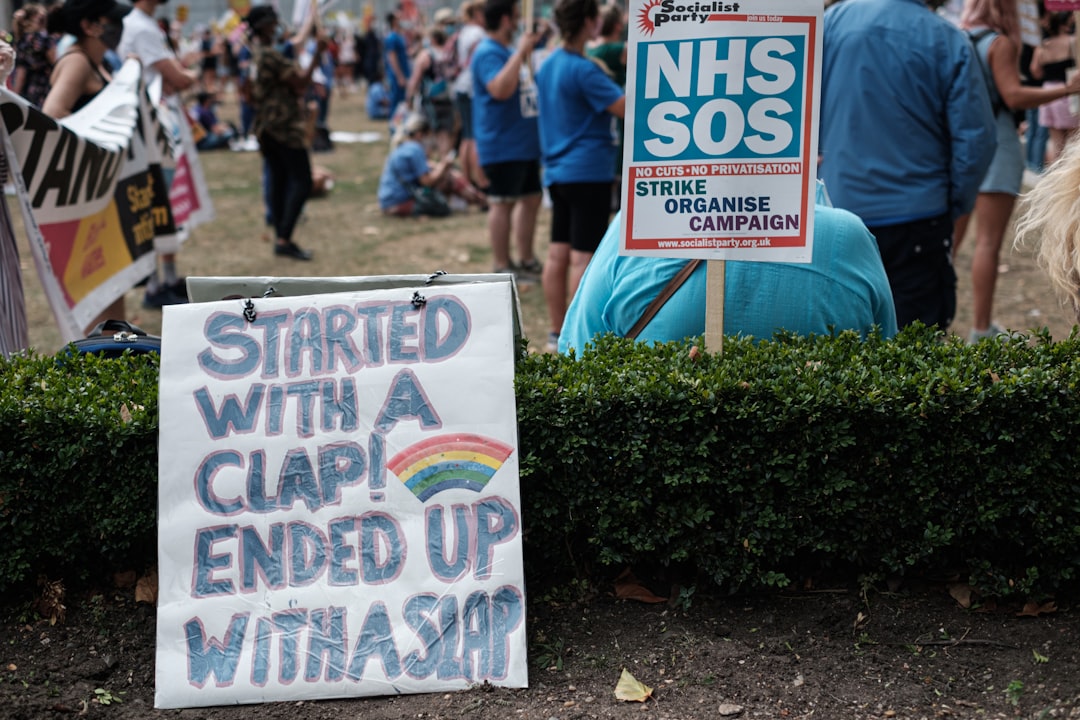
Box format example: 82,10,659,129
966,28,1006,116
626,259,702,340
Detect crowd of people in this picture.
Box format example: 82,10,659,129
4,0,1080,357
818,0,1080,347
370,0,629,351
364,0,1080,353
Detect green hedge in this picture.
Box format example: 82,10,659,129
515,327,1080,598
0,351,160,593
3,326,1080,599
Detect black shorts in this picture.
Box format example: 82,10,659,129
869,213,956,330
548,182,613,253
482,159,542,202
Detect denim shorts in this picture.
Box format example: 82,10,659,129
454,92,473,140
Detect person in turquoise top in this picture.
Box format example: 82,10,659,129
536,0,624,352
559,186,899,352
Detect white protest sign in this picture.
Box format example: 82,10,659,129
622,0,822,261
155,282,526,708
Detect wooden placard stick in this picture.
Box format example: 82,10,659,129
704,260,725,355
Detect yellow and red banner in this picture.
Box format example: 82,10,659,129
0,60,214,341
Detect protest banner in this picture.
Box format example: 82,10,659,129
2,61,155,339
0,61,213,341
621,0,822,262
155,281,527,708
164,94,215,235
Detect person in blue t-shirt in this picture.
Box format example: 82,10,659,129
470,0,544,281
378,113,487,216
536,0,624,352
384,12,411,122
559,190,899,354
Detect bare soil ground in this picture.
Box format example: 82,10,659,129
4,90,1080,720
3,577,1079,719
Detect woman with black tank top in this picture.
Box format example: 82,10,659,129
1031,12,1078,166
42,0,131,335
42,0,128,120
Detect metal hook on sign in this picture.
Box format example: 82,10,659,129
411,291,427,308
262,286,278,298
243,298,257,323
426,270,447,285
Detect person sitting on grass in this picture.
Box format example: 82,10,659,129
189,91,238,151
377,112,487,217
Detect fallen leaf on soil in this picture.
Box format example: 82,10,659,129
614,669,653,702
948,583,975,609
1017,600,1057,617
34,577,66,626
136,570,158,605
718,703,743,716
614,569,667,604
853,611,868,630
6,663,16,671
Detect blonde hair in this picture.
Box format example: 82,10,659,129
391,112,429,149
460,0,483,21
960,0,1020,44
1014,140,1080,320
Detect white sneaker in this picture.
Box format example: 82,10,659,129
968,323,1008,344
545,332,559,353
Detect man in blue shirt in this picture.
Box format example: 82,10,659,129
819,0,996,330
471,0,543,281
559,198,899,353
384,11,410,121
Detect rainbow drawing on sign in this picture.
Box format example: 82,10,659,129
387,434,515,501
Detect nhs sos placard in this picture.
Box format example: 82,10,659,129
622,0,822,262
